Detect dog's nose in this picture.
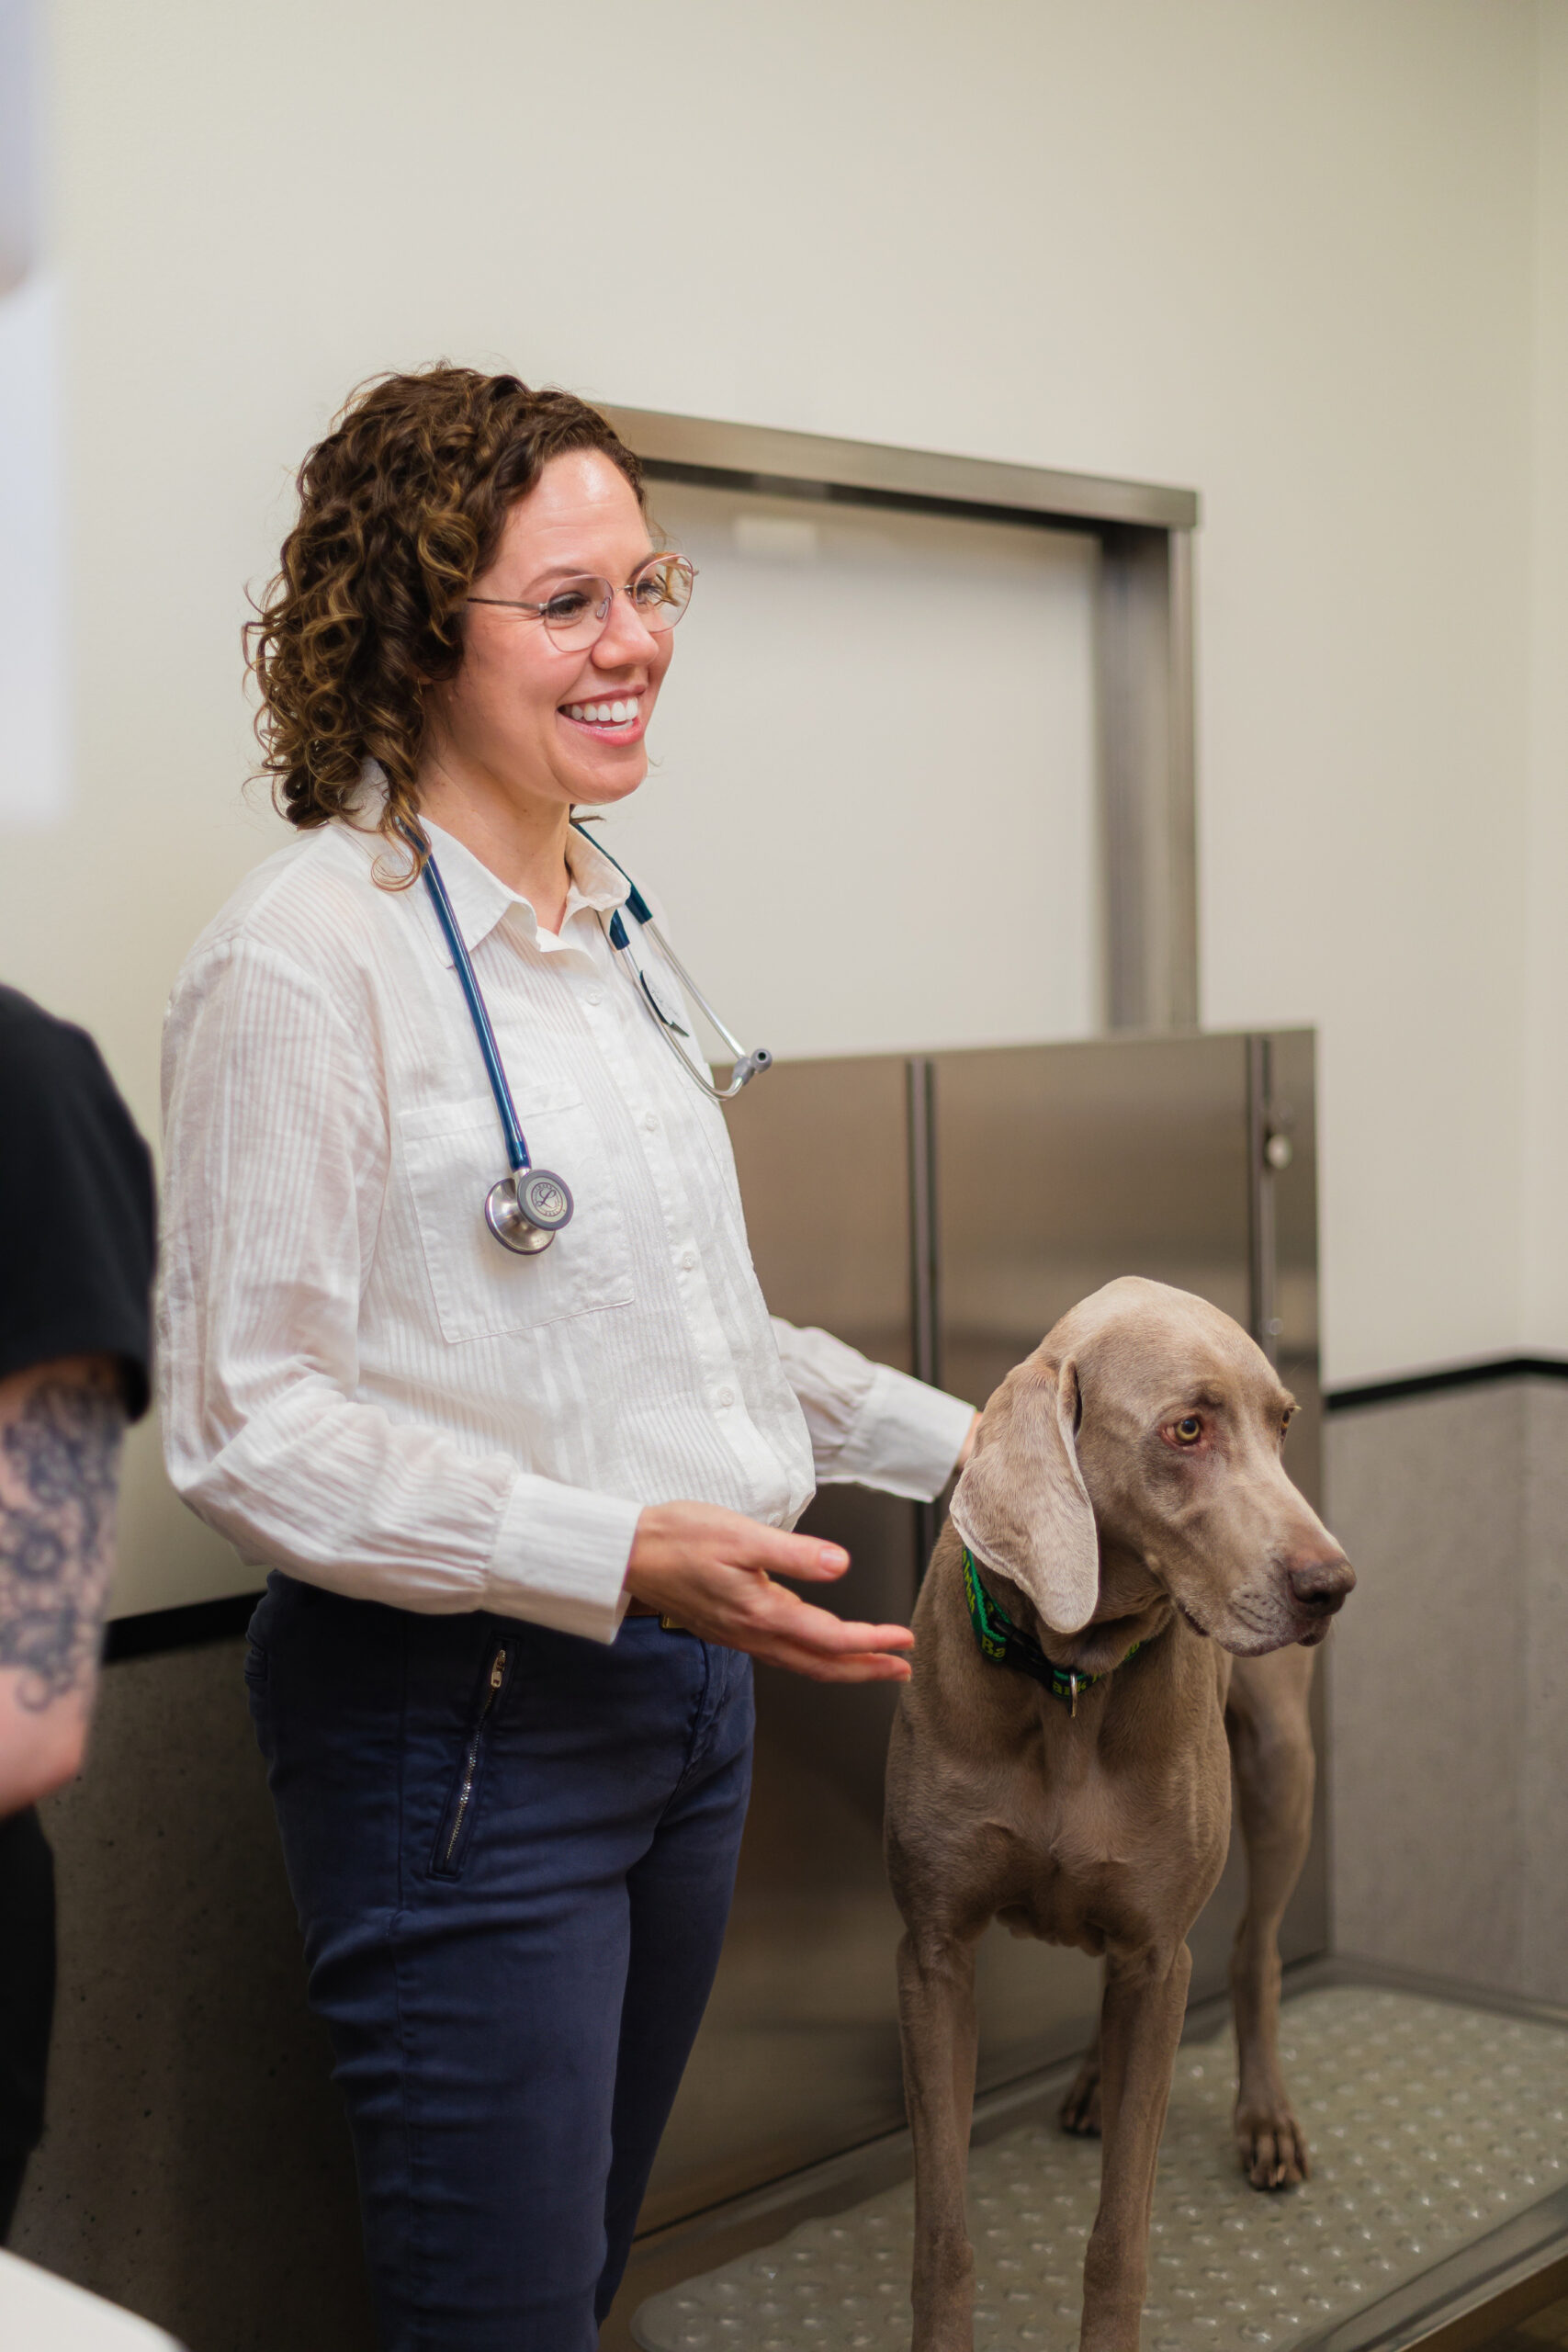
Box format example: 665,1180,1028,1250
1285,1547,1356,1615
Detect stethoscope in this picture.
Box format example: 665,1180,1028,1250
403,820,773,1255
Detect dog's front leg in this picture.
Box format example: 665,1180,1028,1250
897,1927,980,2352
1079,1940,1191,2352
1226,1647,1315,2187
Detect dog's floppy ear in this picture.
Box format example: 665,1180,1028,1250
949,1356,1099,1635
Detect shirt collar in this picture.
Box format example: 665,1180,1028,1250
416,821,522,962
415,821,633,966
339,766,632,966
561,822,640,920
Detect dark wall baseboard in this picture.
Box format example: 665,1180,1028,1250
1325,1354,1568,1415
100,1352,1566,1660
103,1590,261,1664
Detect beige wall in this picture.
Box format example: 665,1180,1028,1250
1327,1375,1568,2004
2,0,1562,1610
1524,4,1568,1353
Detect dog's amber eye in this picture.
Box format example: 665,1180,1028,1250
1173,1415,1203,1445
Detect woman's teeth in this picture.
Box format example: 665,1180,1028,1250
566,700,637,726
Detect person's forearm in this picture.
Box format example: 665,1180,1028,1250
768,1318,977,1499
167,1372,638,1640
0,1357,123,1813
0,1680,92,1814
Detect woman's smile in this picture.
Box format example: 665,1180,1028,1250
558,690,646,740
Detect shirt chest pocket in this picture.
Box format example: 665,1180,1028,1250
400,1087,636,1342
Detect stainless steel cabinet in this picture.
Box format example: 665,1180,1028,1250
640,1032,1325,2231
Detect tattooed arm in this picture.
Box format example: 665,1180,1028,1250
0,1355,126,1815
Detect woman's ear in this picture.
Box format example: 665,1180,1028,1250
949,1355,1100,1635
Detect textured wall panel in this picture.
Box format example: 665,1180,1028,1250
11,1640,371,2352
1325,1375,1567,2002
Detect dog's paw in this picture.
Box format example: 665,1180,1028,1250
1059,2055,1103,2137
1235,2098,1310,2190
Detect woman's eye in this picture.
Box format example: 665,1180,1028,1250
631,573,672,612
543,591,592,623
1174,1416,1202,1445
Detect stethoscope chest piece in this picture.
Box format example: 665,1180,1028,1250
485,1169,575,1256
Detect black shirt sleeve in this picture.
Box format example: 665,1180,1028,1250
0,987,157,1420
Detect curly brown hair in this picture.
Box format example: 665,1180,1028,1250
246,366,645,860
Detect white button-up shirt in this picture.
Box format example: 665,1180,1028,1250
157,814,973,1642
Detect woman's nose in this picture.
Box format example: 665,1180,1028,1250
594,590,660,667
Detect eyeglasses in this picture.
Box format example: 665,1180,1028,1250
467,552,696,652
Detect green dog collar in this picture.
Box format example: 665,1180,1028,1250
961,1544,1143,1716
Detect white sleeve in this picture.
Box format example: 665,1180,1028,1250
157,938,638,1643
768,1317,975,1503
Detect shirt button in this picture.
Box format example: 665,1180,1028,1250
585,988,604,1007
680,1249,697,1272
643,1111,659,1132
716,1385,735,1409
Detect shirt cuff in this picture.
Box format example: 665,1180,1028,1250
483,1475,641,1644
821,1363,976,1502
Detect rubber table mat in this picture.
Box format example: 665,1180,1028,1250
633,1986,1568,2352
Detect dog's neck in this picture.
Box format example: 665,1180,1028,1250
988,1542,1177,1678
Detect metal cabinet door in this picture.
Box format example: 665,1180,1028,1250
639,1055,920,2227
931,1032,1326,2095
931,1033,1252,1413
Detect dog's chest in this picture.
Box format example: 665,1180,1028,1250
992,1739,1229,1956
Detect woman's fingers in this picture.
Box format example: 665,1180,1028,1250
734,1522,850,1583
666,1579,913,1668
759,1645,912,1683
628,1503,849,1587
737,1584,912,1658
623,1502,916,1679
739,1614,913,1679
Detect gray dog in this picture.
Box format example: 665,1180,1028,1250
885,1277,1355,2352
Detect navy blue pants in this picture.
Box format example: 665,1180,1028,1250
245,1572,753,2351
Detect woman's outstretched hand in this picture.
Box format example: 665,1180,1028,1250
624,1501,914,1682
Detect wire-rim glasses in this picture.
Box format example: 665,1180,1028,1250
467,552,696,652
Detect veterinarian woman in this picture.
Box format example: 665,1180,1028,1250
158,368,977,2352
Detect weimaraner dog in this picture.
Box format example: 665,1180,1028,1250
885,1277,1355,2352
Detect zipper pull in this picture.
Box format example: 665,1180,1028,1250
489,1648,506,1692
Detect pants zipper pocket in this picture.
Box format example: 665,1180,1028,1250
431,1641,509,1880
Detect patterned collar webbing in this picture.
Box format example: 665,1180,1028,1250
960,1545,1147,1715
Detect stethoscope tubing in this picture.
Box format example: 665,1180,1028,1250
625,933,773,1102
399,817,770,1250
577,823,773,1103
412,833,532,1174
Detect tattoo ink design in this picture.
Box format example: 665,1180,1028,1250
0,1369,123,1712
